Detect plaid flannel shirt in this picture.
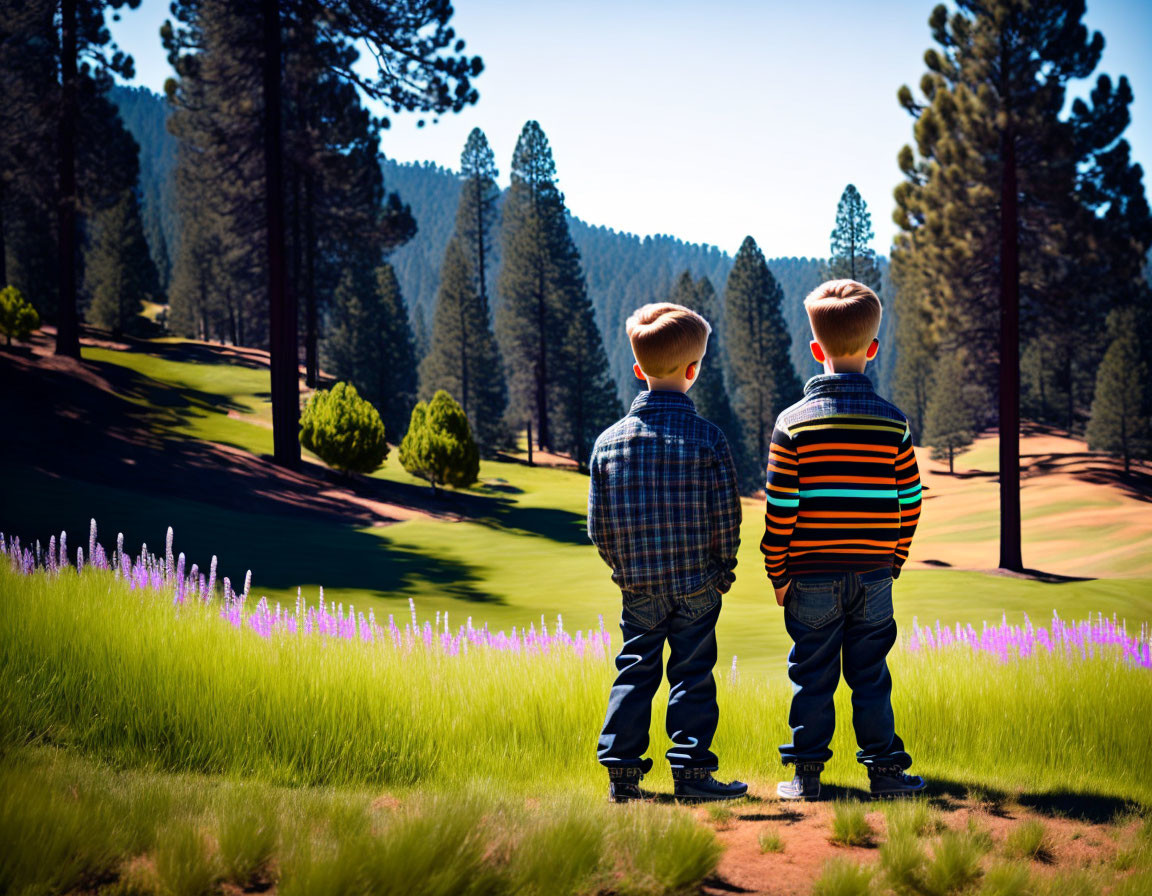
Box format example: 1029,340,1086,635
587,390,742,599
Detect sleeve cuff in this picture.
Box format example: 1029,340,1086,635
891,565,902,580
769,573,791,590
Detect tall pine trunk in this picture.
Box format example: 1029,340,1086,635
55,0,80,359
261,0,299,468
303,174,317,388
0,181,7,288
534,265,550,450
997,47,1023,572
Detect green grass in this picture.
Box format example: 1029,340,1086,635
812,858,877,896
3,563,1152,803
0,338,1144,679
831,800,876,847
0,748,718,896
1003,819,1052,861
758,827,785,853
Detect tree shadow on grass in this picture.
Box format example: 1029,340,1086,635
0,464,500,604
357,476,590,545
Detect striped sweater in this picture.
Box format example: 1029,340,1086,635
760,373,921,589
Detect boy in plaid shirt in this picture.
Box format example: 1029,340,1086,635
588,303,747,802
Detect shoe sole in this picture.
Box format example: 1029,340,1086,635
675,789,748,803
870,783,927,800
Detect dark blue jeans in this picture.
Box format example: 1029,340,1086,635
779,568,911,770
598,585,722,771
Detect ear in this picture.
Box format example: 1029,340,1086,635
865,338,879,361
685,360,698,381
810,340,826,364
633,362,647,382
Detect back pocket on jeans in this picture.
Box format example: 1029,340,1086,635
786,577,841,629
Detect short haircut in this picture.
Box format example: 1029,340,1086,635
625,303,712,378
803,279,883,357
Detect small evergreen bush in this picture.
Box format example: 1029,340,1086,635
0,285,40,346
299,382,388,476
399,390,479,493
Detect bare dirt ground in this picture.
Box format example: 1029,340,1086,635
905,427,1152,577
695,792,1146,895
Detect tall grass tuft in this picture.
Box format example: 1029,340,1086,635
1003,819,1052,861
153,822,219,896
884,798,944,838
921,828,987,895
831,800,875,847
758,828,785,854
812,858,877,896
880,830,928,895
977,862,1034,896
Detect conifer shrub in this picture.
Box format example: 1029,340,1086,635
299,382,388,476
399,390,479,493
0,286,40,346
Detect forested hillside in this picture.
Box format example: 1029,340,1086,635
109,85,898,401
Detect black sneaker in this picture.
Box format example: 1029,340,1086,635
868,765,927,798
777,762,823,801
672,767,748,802
607,766,651,803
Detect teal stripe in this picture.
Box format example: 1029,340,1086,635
798,488,898,499
898,485,922,496
766,494,800,507
899,495,922,505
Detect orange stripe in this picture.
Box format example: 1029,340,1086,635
766,512,796,525
790,540,898,548
797,442,897,455
896,474,920,485
802,475,896,485
798,511,900,519
801,454,894,464
795,521,899,529
772,445,797,457
787,543,893,550
766,464,795,475
765,526,794,536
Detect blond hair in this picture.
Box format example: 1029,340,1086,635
803,279,882,357
625,303,711,378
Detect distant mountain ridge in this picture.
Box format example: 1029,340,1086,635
110,84,894,399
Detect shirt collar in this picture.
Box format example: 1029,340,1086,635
629,390,697,415
802,372,875,396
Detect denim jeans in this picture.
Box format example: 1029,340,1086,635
598,584,722,771
779,568,912,770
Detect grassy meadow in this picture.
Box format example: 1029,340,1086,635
3,335,1152,895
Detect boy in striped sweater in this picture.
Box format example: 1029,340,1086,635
762,279,925,801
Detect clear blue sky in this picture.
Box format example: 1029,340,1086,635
109,0,1152,259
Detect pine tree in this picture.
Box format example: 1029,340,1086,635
165,0,481,469
553,297,621,469
456,128,500,309
496,121,563,457
1087,312,1152,475
399,390,480,494
84,188,159,335
419,237,507,450
826,184,882,291
923,353,978,473
892,0,1152,570
324,266,380,418
724,237,801,490
374,263,419,441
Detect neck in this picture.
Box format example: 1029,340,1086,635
823,356,868,374
644,377,691,393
